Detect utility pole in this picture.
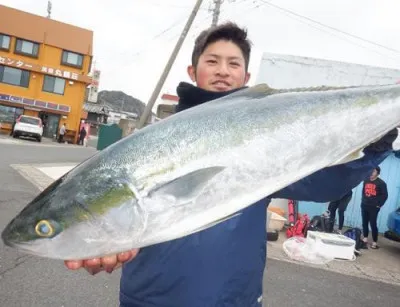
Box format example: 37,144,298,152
136,0,204,129
211,0,223,27
46,1,52,19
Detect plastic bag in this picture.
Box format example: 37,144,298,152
282,236,334,265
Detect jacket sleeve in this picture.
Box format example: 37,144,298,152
378,181,388,207
269,129,398,203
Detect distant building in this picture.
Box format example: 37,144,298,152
83,102,109,124
0,5,94,143
87,69,101,103
156,93,179,119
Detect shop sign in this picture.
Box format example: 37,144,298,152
0,55,91,84
0,92,71,113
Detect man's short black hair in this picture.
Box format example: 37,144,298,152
375,166,381,175
191,22,252,71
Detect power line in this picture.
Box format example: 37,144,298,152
115,2,215,61
114,0,245,62
272,7,400,62
258,0,400,55
129,18,188,58
252,0,400,62
127,13,212,61
137,0,205,129
133,0,257,59
111,0,253,66
137,0,208,10
220,0,264,23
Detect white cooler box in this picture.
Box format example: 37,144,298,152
306,231,356,260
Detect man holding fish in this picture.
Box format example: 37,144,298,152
3,22,399,307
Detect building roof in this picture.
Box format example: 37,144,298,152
83,103,109,114
161,93,179,102
0,5,93,56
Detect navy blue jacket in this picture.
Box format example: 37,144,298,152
120,83,397,307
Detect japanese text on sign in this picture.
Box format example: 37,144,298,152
0,56,34,70
41,66,78,80
0,55,86,83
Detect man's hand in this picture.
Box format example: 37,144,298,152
366,128,398,152
64,249,140,275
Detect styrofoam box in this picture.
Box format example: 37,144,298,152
266,210,287,231
306,231,356,260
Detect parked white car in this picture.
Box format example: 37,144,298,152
12,115,43,142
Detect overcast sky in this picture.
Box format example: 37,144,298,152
2,0,400,105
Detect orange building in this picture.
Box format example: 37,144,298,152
0,5,93,143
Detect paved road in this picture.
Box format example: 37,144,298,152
263,259,399,307
0,141,399,306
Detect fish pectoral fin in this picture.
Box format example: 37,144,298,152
148,166,225,202
331,148,365,166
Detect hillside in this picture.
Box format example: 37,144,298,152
97,90,146,116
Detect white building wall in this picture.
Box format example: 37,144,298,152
255,52,400,88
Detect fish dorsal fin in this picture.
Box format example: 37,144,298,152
225,83,359,100
167,83,359,116
148,166,225,202
270,84,358,94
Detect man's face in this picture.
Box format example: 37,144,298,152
187,40,250,92
370,169,378,180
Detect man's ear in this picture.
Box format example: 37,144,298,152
187,65,196,82
244,72,251,85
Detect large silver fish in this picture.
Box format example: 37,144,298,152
2,84,400,260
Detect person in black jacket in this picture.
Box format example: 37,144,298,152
78,126,87,145
361,166,388,249
327,190,353,233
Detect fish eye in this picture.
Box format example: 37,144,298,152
35,220,55,238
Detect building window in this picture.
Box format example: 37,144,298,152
0,105,23,124
15,38,39,57
43,75,65,95
61,50,83,68
0,34,10,50
0,65,30,88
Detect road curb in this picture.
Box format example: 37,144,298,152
10,163,76,191
267,240,400,287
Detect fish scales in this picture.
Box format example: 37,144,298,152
2,83,400,259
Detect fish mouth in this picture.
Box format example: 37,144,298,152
2,237,52,258
2,226,26,249
2,237,30,250
2,238,17,248
1,224,15,247
1,222,34,250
